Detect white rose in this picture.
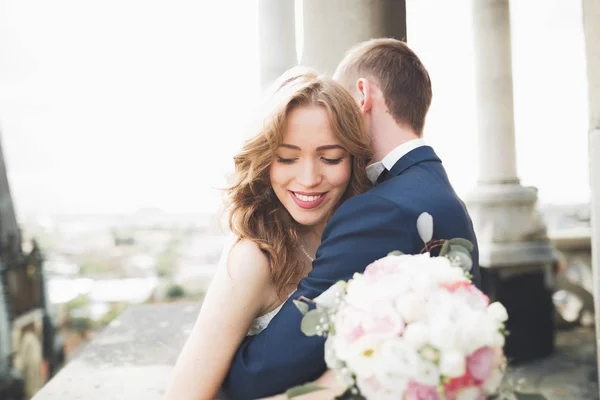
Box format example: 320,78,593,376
378,338,421,380
375,368,410,393
483,367,504,394
428,317,462,351
402,322,429,349
492,331,505,348
455,310,489,354
332,335,351,362
345,276,381,311
395,291,426,323
413,359,440,386
324,336,344,369
487,302,509,323
439,350,466,378
477,322,505,349
456,387,484,400
344,334,381,378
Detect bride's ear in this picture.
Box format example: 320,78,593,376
356,78,372,114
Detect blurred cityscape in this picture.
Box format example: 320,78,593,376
22,209,229,360
25,202,594,361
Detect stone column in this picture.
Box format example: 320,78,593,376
467,0,555,363
258,0,297,89
582,0,600,393
299,0,406,75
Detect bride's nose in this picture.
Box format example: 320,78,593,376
296,160,322,188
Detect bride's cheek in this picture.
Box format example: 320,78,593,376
331,163,352,188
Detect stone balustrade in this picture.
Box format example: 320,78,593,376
32,302,597,400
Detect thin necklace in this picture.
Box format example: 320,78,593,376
299,245,315,262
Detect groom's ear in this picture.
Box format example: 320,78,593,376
356,78,372,114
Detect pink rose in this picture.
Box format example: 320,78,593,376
363,257,403,280
467,347,494,382
405,379,440,400
365,301,405,337
356,375,397,400
441,281,490,310
335,306,367,344
335,302,404,345
444,371,476,399
493,347,506,368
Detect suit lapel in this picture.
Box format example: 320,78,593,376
382,146,441,183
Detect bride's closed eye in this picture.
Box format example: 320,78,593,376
322,157,344,165
276,157,297,164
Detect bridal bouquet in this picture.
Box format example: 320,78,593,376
291,213,509,400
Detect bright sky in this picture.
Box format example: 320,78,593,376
0,0,591,219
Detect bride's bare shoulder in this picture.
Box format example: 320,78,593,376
224,239,271,285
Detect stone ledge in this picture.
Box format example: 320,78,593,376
32,303,598,400
32,302,201,400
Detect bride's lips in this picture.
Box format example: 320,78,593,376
289,191,327,209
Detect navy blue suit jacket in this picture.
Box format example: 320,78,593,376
220,146,480,399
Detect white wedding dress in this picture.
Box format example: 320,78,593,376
218,235,295,336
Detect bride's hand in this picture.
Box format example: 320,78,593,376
295,370,345,400
259,369,345,400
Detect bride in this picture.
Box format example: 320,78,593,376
164,67,372,399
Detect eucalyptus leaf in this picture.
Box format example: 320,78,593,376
439,240,450,257
388,250,405,256
513,392,548,400
448,238,474,252
446,250,473,272
450,244,471,256
301,309,326,336
416,212,434,244
314,281,346,308
285,383,325,398
293,299,309,315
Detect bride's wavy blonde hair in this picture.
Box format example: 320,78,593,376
225,67,373,297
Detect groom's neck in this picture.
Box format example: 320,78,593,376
370,116,420,163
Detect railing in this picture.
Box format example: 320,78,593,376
32,302,200,400
31,300,599,400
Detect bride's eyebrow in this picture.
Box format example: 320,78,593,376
316,145,345,151
279,144,345,151
280,144,301,150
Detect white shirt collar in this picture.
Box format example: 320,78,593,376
366,138,426,184
381,138,427,170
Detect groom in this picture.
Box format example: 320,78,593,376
220,38,480,399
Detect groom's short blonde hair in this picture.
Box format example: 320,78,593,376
334,38,432,136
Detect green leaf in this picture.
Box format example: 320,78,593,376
450,244,471,256
334,387,366,400
439,240,450,257
314,281,346,308
513,393,548,400
388,250,404,256
293,299,309,315
285,383,325,398
329,324,336,336
301,309,325,336
448,238,474,252
447,250,473,272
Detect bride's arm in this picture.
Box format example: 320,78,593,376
260,370,345,400
164,240,272,400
